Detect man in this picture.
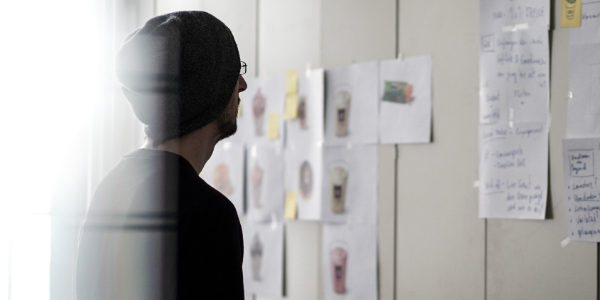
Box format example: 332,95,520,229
76,11,247,299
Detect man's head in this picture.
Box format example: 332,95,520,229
116,11,245,145
215,73,246,141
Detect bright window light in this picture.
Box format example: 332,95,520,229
0,0,104,299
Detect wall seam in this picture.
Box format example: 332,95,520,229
255,0,260,77
253,2,260,298
484,219,488,300
394,145,399,300
394,0,400,299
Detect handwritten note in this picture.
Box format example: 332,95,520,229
479,29,549,125
284,94,299,120
570,0,600,45
285,191,298,219
480,0,550,31
479,0,550,219
479,123,548,218
286,69,298,94
563,138,600,241
267,113,279,140
560,0,582,28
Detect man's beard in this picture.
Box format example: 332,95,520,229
216,112,237,141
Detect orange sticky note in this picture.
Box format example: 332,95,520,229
286,69,298,94
561,0,581,28
284,94,299,120
285,191,298,219
267,112,279,140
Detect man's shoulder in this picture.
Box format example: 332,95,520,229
182,176,239,217
90,149,190,213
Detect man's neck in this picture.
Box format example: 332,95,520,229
144,125,221,174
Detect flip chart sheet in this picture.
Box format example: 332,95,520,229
479,0,550,219
562,138,600,241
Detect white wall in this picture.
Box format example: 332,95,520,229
151,1,598,299
485,1,597,299
396,0,485,299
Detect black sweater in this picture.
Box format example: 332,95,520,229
76,149,244,299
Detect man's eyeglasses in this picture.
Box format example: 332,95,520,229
240,61,247,75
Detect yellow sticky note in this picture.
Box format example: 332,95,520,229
286,69,298,94
267,112,279,140
561,0,581,28
237,94,243,118
285,94,299,120
285,191,298,219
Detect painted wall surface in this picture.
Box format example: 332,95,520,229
151,1,598,300
396,1,485,299
485,1,597,299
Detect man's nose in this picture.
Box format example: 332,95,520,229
238,75,247,92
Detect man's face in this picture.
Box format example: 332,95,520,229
216,75,247,140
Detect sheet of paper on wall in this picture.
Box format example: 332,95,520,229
562,138,600,242
242,221,284,297
480,0,550,31
285,144,323,221
378,56,432,144
478,23,549,219
286,69,325,149
479,28,550,125
569,0,600,45
567,43,600,138
200,141,245,215
321,145,378,224
479,123,548,219
324,61,379,146
238,76,285,145
246,143,285,222
322,223,377,300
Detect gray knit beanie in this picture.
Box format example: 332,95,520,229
116,11,240,144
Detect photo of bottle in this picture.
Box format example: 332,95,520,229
334,90,351,137
298,95,307,129
329,167,348,214
299,160,313,201
213,163,233,196
250,161,264,208
330,246,348,294
250,233,264,281
252,88,266,136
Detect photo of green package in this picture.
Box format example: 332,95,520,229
382,81,414,104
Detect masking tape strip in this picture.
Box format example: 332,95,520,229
502,23,529,32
